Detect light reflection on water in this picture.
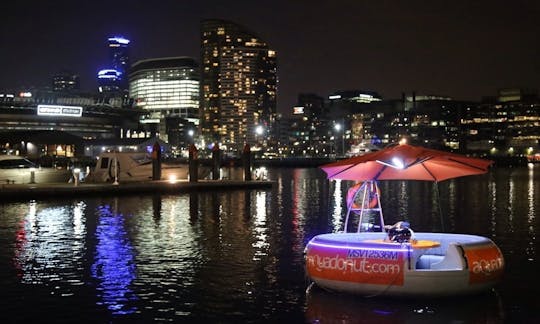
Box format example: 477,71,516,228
331,179,342,232
91,201,137,315
527,165,536,261
14,201,86,289
0,166,539,322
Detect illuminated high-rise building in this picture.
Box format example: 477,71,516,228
108,36,130,74
129,57,200,146
98,36,130,94
200,19,277,152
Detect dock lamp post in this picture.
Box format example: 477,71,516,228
73,168,80,186
29,167,36,184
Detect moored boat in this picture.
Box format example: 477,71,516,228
305,143,504,297
85,152,209,182
305,231,504,297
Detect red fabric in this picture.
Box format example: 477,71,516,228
321,144,493,181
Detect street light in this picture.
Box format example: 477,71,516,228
255,125,264,136
254,125,265,158
187,129,195,145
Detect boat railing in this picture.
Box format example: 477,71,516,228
344,180,385,233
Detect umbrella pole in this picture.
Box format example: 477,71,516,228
435,182,445,231
344,185,354,233
344,181,365,232
357,183,369,232
374,181,385,232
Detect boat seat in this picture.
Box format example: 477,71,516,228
430,243,466,270
416,255,444,269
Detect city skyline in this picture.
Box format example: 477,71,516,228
1,0,539,114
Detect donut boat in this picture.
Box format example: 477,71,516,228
305,231,504,297
310,145,504,297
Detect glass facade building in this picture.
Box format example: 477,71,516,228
201,19,277,152
129,56,200,146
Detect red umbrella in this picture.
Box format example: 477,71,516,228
321,143,493,182
321,143,493,232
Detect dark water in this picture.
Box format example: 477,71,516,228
0,166,539,323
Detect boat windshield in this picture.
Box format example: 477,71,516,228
0,157,36,169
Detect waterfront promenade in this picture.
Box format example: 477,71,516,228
0,179,274,201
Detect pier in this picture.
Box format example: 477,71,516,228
0,179,274,201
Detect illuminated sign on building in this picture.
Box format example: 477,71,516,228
139,118,160,124
293,106,305,115
37,105,83,117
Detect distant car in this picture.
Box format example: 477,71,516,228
0,155,72,184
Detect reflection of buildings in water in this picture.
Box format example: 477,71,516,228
152,194,162,224
252,191,268,261
397,181,409,221
331,179,343,232
488,178,498,237
189,192,199,222
526,165,536,258
447,181,457,231
13,201,86,286
190,190,279,302
124,195,202,315
91,202,137,315
291,169,308,249
508,174,515,226
305,283,504,324
430,183,442,230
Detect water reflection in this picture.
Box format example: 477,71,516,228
447,180,457,231
527,165,536,261
331,179,343,232
305,283,504,323
1,166,539,322
91,200,137,315
14,201,86,291
252,191,269,261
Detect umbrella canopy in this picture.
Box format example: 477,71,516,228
321,144,493,182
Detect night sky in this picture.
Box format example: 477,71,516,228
1,0,539,114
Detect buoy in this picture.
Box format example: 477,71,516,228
347,182,380,210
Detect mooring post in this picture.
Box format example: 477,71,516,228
189,144,199,182
152,141,162,180
242,143,252,181
211,142,221,180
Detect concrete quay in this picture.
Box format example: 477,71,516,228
0,179,275,201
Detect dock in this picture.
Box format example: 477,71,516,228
0,179,275,201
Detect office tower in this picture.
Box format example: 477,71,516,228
98,36,130,93
200,19,277,152
108,36,130,75
129,57,200,146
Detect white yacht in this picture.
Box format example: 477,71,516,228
85,152,209,182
